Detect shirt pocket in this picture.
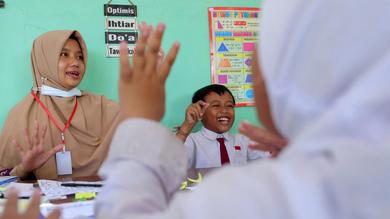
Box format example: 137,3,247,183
231,145,247,165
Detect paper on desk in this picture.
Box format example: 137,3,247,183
40,200,94,219
4,182,35,198
38,180,103,199
0,199,31,215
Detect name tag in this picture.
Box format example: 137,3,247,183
55,151,73,175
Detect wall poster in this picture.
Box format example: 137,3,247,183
208,7,260,106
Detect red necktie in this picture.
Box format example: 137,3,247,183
217,137,230,165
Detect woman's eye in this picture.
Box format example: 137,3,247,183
77,55,84,60
60,52,68,57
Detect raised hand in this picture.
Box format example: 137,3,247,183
0,189,60,219
13,121,63,177
238,121,287,157
185,101,209,126
176,101,209,141
138,22,165,66
118,23,180,121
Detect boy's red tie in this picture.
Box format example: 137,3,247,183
217,137,230,165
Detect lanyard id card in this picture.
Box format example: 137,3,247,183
55,148,72,175
31,92,77,176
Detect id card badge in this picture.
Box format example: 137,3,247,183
55,150,73,175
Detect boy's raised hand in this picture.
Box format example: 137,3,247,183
185,101,209,125
176,101,209,141
118,23,180,121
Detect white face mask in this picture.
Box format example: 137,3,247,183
39,85,82,97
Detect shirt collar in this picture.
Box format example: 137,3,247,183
39,85,82,97
201,127,230,141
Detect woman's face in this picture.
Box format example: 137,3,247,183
57,38,85,90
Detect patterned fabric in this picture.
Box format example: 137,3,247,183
0,168,12,176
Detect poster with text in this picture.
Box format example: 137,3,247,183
208,7,260,106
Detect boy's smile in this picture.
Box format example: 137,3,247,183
202,92,235,134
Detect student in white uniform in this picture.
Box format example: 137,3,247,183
175,84,279,174
3,0,390,218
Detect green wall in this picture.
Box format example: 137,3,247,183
0,0,262,133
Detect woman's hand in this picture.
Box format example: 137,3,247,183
0,189,60,219
239,121,287,157
13,121,63,176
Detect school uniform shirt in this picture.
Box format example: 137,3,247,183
96,119,390,219
185,127,269,170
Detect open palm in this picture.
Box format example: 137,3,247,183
14,121,62,175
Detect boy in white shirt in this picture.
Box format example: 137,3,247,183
176,84,269,174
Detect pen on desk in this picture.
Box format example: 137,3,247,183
61,183,102,187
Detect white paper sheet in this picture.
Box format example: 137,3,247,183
38,180,102,199
4,182,35,198
40,200,94,219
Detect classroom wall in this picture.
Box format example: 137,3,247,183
0,0,263,133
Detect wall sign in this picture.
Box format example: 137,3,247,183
208,7,260,107
104,4,137,16
104,1,137,57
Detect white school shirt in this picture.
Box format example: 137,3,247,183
184,127,269,170
96,119,390,219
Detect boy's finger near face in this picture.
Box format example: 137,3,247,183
201,103,209,112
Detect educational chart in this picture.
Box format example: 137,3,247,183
208,7,260,106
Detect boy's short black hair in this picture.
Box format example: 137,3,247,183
192,84,235,104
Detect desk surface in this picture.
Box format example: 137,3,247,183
1,176,101,218
44,176,101,204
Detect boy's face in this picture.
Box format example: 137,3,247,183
201,92,235,134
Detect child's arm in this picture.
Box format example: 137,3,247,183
176,101,209,142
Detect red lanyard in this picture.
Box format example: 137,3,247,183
31,91,78,145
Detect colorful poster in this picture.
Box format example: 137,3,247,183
208,7,260,106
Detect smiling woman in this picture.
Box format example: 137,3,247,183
58,36,86,90
0,30,123,179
